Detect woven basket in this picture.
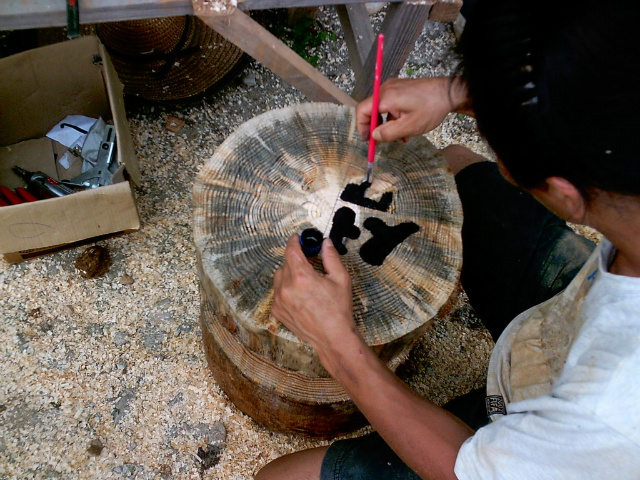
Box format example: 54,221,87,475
97,16,246,102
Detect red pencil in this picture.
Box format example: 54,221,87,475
367,33,384,184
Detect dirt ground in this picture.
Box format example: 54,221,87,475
0,9,497,479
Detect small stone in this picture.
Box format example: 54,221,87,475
169,421,226,445
39,322,54,333
149,301,174,323
86,323,104,336
197,444,222,470
119,274,134,285
87,438,104,456
142,327,168,350
113,331,129,347
174,322,193,336
242,72,257,87
112,389,135,426
114,463,137,476
75,246,112,279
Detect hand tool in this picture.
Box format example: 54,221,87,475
68,125,116,189
16,187,40,202
0,186,25,205
366,33,384,184
12,166,75,198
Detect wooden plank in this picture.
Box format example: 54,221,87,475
351,1,431,101
428,0,462,22
195,8,357,106
335,3,374,80
0,0,194,30
0,0,456,31
240,0,404,11
0,0,406,31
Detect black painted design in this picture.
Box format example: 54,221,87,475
340,181,393,212
329,207,360,255
360,218,420,266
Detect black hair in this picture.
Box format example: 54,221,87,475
459,0,640,195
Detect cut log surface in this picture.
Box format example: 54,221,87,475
193,102,462,436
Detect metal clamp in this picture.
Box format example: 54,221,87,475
68,125,116,189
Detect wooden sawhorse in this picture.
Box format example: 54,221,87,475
0,0,462,106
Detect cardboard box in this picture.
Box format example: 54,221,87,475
0,36,141,263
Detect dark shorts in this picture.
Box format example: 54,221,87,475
320,161,595,480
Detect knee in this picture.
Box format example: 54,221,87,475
440,144,489,175
253,446,327,480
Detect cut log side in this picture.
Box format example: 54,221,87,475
193,102,462,436
200,289,366,438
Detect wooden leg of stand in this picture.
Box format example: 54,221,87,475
351,2,430,101
335,3,375,80
196,8,357,106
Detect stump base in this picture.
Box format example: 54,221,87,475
200,292,367,438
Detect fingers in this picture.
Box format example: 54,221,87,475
320,238,349,285
274,235,308,299
357,78,421,144
355,96,373,141
283,234,311,270
372,115,416,143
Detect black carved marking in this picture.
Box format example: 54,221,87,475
329,207,360,255
359,218,420,266
340,181,393,212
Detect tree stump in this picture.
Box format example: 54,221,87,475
193,102,462,438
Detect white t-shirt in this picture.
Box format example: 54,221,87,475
455,239,640,479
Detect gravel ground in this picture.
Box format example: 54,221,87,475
0,9,494,479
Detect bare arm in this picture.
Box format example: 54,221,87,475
356,76,473,143
272,235,474,480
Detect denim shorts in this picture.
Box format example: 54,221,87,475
320,432,421,480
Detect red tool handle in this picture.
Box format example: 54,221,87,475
0,186,25,205
367,33,385,165
0,197,8,207
16,187,40,202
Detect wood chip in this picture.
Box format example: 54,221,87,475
166,115,186,133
